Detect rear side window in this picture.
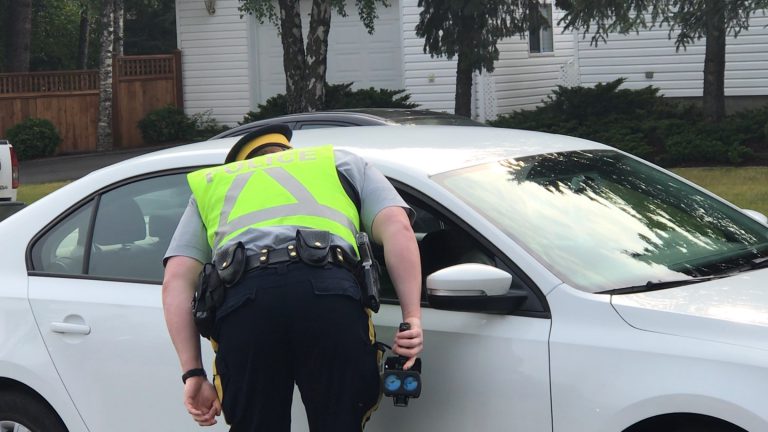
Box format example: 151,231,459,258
31,202,95,275
31,173,190,283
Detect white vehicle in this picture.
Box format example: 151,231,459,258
0,126,766,432
0,139,19,202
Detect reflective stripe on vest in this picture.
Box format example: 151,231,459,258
188,145,360,252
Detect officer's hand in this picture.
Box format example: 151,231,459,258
184,376,222,426
394,317,423,370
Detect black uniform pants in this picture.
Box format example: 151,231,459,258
213,262,381,432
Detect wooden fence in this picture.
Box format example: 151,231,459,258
0,50,183,154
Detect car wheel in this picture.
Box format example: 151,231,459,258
0,390,67,432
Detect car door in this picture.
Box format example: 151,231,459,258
363,189,553,432
26,172,228,432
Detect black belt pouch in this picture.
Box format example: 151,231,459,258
216,241,247,288
193,263,222,339
296,229,331,266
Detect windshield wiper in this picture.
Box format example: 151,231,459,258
747,256,768,270
598,275,730,295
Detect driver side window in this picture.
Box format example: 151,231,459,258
377,190,496,302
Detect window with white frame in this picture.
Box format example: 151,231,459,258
529,3,554,54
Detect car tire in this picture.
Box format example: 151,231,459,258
0,390,67,432
673,416,745,432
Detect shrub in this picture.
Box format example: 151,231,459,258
240,82,418,125
324,82,418,109
6,118,61,160
188,110,231,141
489,78,760,167
138,106,196,144
240,94,289,124
139,107,228,143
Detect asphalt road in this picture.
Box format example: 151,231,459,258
19,145,173,184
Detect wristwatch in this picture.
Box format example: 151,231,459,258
182,368,207,384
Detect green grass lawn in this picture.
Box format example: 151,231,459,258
672,167,768,215
17,181,71,204
16,167,768,215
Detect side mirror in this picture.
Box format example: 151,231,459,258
426,263,527,314
742,209,768,225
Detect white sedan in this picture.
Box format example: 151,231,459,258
1,126,767,432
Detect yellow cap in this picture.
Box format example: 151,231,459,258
224,124,293,164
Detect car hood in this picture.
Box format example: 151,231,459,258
611,270,768,351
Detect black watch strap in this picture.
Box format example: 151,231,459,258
182,368,206,384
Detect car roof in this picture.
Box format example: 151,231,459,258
143,125,609,177
210,112,390,139
211,109,485,139
330,108,486,126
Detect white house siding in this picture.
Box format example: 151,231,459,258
576,11,768,98
400,0,459,113
175,0,251,125
490,8,575,117
250,0,404,110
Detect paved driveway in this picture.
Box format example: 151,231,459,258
19,145,173,183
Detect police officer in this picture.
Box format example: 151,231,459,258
161,124,423,431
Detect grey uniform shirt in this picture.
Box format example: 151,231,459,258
164,148,413,265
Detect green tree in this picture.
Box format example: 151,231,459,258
77,1,94,69
239,0,389,113
124,0,177,54
555,0,768,123
415,0,547,118
30,0,82,70
0,0,175,72
3,0,33,72
1,0,101,72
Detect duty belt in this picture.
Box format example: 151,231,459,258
245,243,357,273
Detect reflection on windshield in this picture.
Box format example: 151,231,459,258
434,150,768,293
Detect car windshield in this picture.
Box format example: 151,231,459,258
433,150,768,293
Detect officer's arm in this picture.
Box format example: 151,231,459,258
371,206,423,365
162,256,205,373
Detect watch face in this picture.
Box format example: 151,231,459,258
403,376,419,392
383,374,401,392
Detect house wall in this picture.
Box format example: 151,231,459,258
250,0,404,108
488,8,576,118
175,0,251,125
400,0,458,113
576,12,768,99
398,5,582,119
176,2,768,126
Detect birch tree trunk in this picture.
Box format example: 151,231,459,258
114,0,125,56
278,0,309,113
305,0,333,111
6,0,32,72
98,0,116,152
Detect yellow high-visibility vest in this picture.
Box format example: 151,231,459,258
188,145,360,252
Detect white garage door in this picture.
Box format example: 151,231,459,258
251,0,403,105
